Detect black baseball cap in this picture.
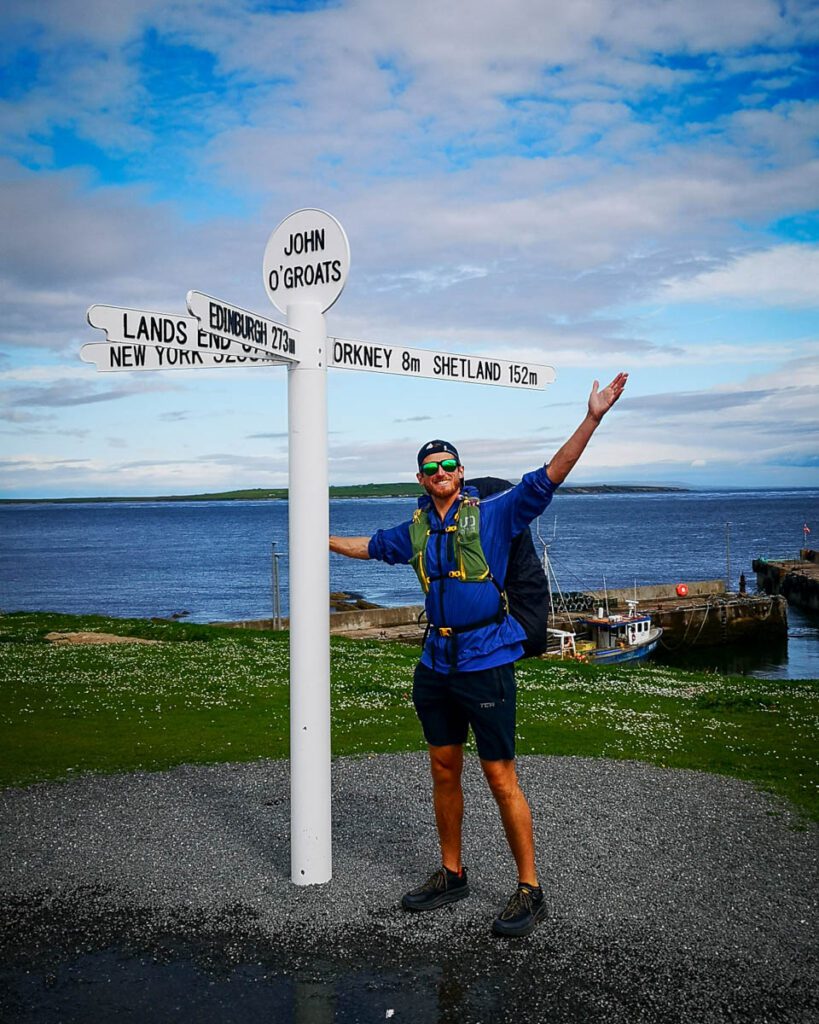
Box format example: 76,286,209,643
417,439,460,469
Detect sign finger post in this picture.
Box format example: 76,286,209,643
83,208,555,889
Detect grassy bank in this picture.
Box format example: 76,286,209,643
1,612,816,820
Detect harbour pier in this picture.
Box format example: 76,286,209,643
549,580,786,649
224,580,787,650
752,549,819,613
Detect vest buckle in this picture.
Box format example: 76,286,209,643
437,627,453,637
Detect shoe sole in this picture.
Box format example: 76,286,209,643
491,901,548,937
401,886,470,912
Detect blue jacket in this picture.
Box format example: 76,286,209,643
368,466,558,673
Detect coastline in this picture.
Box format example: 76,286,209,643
0,483,690,505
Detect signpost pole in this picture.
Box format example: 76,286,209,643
286,301,332,885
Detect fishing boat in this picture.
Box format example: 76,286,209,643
574,600,663,664
546,601,662,663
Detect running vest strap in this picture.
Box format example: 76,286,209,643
409,495,508,632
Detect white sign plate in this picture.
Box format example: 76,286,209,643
87,303,285,361
88,304,201,349
187,291,299,361
328,337,555,390
263,208,350,314
80,343,282,372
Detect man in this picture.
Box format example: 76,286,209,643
329,373,627,937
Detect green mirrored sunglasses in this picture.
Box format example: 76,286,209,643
421,458,459,477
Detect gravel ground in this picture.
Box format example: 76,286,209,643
1,754,817,1023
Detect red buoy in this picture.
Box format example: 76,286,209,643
676,583,689,597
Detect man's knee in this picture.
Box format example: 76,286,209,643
429,744,463,788
481,758,520,804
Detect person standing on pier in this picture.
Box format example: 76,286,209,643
329,373,628,937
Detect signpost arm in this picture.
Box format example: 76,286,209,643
286,301,332,885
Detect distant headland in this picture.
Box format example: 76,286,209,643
0,483,689,504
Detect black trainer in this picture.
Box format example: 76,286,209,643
401,865,469,911
492,882,546,937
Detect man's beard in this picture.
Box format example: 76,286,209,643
423,473,462,501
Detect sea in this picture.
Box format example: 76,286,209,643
1,488,817,679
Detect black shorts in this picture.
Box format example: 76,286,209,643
412,661,517,762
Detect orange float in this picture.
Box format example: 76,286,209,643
676,583,689,597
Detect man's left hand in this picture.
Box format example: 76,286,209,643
588,372,628,423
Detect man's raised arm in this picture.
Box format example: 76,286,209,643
546,373,628,486
329,535,371,560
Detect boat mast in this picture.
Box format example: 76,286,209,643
537,515,563,610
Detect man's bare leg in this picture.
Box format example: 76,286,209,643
480,758,537,886
428,744,465,872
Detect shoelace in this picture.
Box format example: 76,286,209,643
500,885,535,920
417,868,447,893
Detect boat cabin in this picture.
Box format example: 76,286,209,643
581,613,654,651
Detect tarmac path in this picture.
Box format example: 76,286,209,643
1,753,816,1023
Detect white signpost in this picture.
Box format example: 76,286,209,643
262,208,351,886
83,208,555,889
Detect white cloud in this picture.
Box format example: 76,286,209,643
375,265,489,294
610,352,819,479
0,447,292,495
0,365,92,382
661,245,819,307
728,100,819,163
1,0,817,493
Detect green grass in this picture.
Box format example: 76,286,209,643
1,612,817,821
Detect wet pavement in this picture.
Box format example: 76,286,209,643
1,754,817,1023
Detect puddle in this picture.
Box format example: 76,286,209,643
1,949,496,1024
1,891,813,1023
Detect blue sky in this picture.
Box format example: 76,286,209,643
1,0,818,496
